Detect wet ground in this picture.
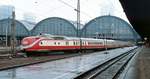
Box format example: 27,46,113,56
0,46,136,79
138,46,150,79
118,46,150,79
0,54,80,70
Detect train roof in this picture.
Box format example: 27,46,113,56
36,34,118,41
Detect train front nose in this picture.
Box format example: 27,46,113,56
21,38,31,46
21,37,39,46
21,39,29,46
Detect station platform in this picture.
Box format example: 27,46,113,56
119,46,150,79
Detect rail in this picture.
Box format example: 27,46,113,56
74,47,138,79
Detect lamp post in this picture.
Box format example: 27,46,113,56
5,18,8,47
105,33,107,50
5,17,10,47
104,33,108,54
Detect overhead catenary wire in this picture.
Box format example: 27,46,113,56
13,0,95,22
57,0,75,9
57,0,93,19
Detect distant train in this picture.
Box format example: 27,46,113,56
20,34,134,53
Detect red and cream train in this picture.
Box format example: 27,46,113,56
20,34,134,53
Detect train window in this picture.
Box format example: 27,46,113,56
54,42,56,45
73,42,76,45
53,37,65,40
99,42,102,44
66,42,69,45
58,42,60,45
85,42,87,45
40,42,43,45
82,42,84,45
76,42,78,45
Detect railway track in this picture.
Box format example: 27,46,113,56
0,46,138,79
74,47,138,79
0,52,83,71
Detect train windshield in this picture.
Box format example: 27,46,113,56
38,34,54,39
52,37,65,40
37,33,66,40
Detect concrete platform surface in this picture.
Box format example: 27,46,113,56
119,46,150,79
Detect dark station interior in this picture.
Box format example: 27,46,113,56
120,0,150,43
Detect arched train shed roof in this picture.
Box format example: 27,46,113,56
82,15,140,41
31,17,77,37
0,19,29,37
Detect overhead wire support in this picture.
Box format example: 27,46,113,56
77,0,80,37
10,10,16,58
76,0,82,53
57,0,93,19
58,0,75,9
